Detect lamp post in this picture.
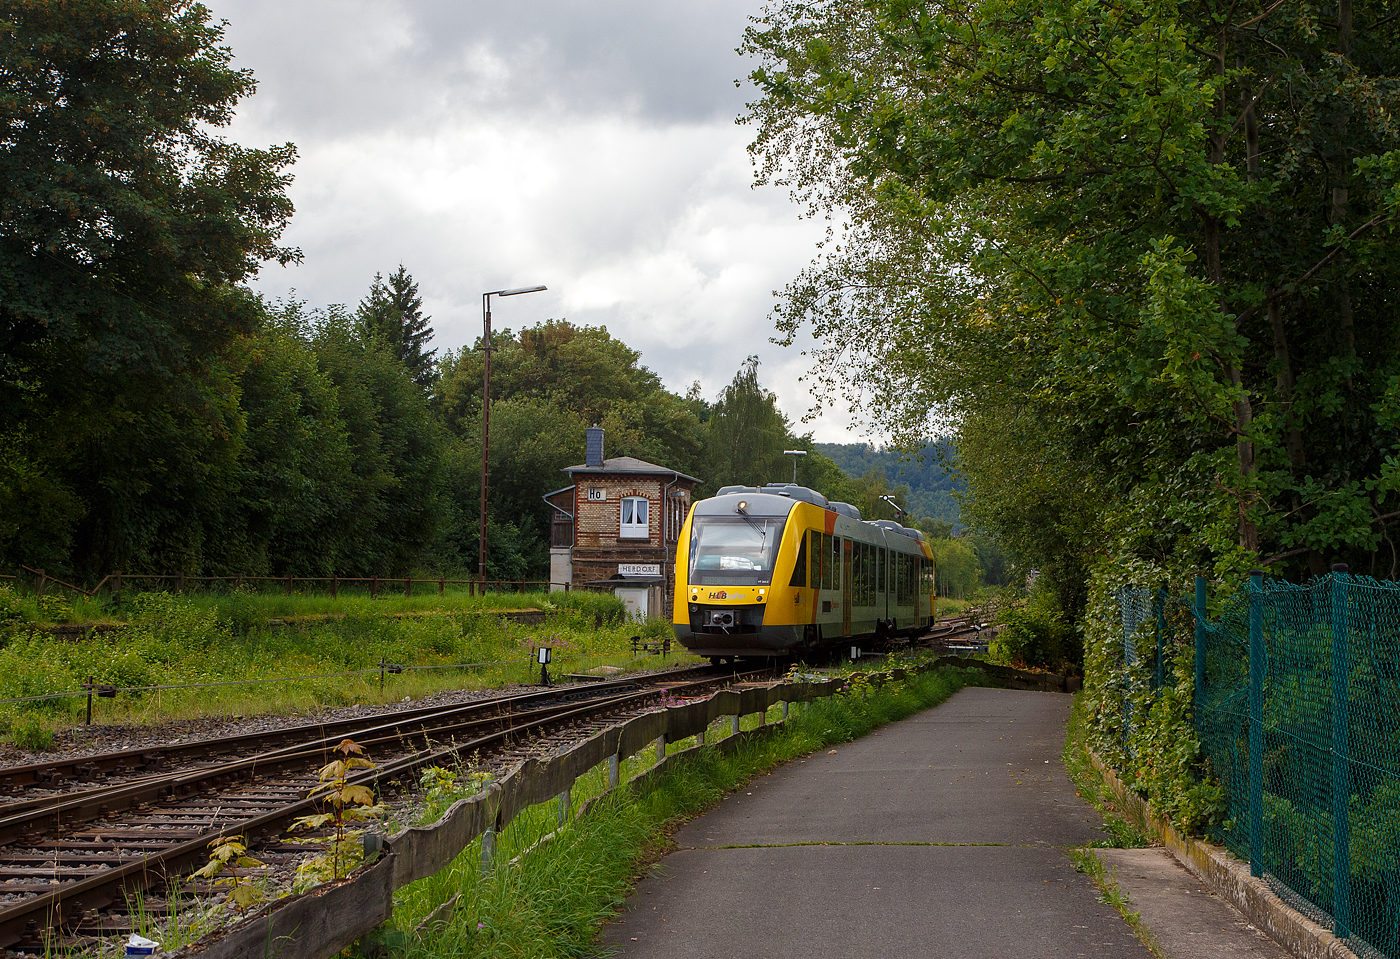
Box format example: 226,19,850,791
480,284,547,587
782,449,807,484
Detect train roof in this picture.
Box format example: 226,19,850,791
697,488,928,545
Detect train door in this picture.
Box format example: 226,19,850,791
842,538,853,635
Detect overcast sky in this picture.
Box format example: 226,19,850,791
211,0,869,444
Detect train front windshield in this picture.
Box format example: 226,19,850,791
688,515,788,586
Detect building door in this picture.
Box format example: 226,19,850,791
615,587,649,620
842,538,853,636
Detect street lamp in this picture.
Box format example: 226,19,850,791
879,494,907,519
480,284,547,587
782,449,807,484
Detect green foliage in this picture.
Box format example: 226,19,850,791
930,537,982,600
9,714,54,752
418,764,492,825
816,440,962,526
744,0,1400,600
358,266,437,390
704,356,793,490
190,835,266,915
1080,562,1225,833
0,0,297,575
991,590,1080,671
291,739,386,890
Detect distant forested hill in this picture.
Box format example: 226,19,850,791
815,441,962,526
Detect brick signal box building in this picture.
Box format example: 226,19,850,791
544,427,698,620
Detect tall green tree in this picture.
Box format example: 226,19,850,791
704,356,793,490
356,265,437,390
0,0,298,572
745,0,1400,596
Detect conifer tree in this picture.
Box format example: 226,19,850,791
356,265,437,389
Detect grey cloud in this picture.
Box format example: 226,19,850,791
211,0,761,136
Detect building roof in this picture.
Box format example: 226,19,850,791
563,456,700,483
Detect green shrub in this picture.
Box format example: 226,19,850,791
10,714,54,751
991,591,1080,670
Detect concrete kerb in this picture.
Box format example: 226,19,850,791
1088,751,1359,959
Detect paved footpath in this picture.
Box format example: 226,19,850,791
597,686,1289,959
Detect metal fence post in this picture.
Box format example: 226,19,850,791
655,733,666,762
608,752,620,789
558,786,571,827
731,713,740,736
1330,563,1351,939
1155,582,1167,693
1249,568,1265,879
1194,577,1207,718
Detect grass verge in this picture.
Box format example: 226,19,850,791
1067,848,1164,958
379,666,976,959
0,587,693,737
1062,691,1150,848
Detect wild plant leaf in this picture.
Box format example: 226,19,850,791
235,856,264,869
230,884,264,909
292,813,336,830
190,860,223,880
339,784,375,807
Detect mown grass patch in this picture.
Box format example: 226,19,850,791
383,666,975,959
0,587,694,736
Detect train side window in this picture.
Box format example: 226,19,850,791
863,543,872,605
878,547,886,594
833,535,842,589
789,532,808,588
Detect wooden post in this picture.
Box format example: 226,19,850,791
176,570,185,594
697,727,705,746
331,574,338,599
405,576,411,598
655,734,665,762
371,575,378,599
113,570,122,606
286,573,293,596
782,701,789,720
608,753,620,788
35,569,45,599
731,713,740,736
235,572,244,592
439,577,445,595
558,786,571,826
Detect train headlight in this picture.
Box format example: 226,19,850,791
758,588,766,602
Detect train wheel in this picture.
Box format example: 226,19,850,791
709,656,723,667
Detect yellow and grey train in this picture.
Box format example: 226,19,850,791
672,484,935,661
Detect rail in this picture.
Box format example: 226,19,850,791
165,664,925,959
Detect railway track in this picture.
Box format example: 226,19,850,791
0,664,775,952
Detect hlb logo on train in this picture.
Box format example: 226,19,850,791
707,590,748,601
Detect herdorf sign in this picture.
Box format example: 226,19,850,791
618,564,661,577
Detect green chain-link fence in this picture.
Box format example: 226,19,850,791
1119,570,1400,958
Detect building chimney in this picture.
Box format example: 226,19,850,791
585,425,604,467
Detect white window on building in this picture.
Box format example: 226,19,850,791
620,496,649,539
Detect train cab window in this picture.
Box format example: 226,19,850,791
921,558,935,596
879,547,887,593
687,514,788,585
789,533,808,588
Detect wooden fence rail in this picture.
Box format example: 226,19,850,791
5,569,557,599
169,666,928,959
